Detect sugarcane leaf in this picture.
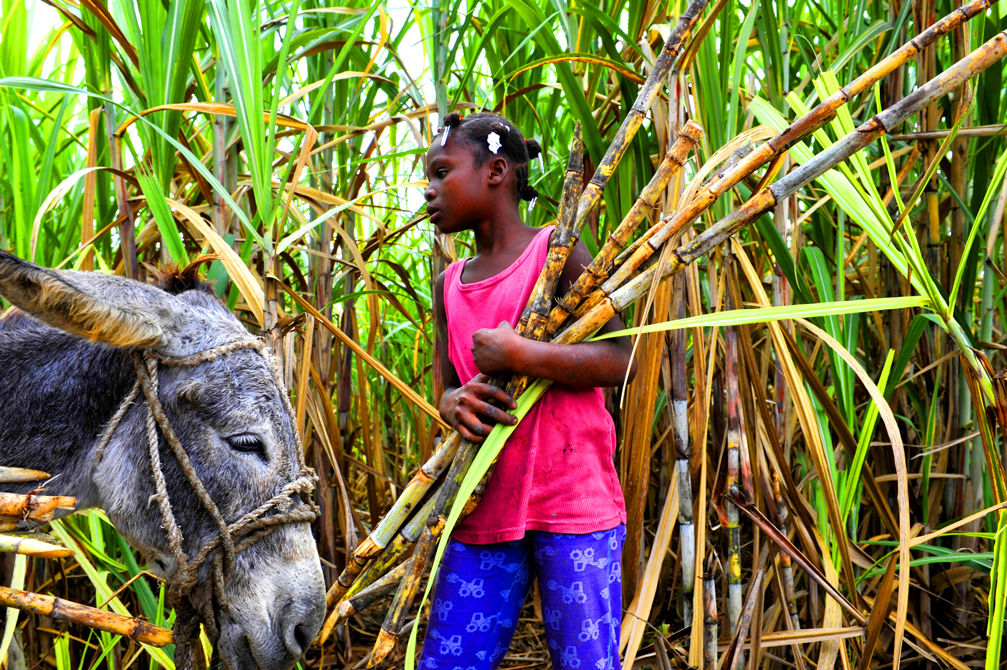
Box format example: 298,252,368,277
987,510,1007,669
0,77,268,253
136,168,188,267
48,520,175,669
841,349,893,524
507,52,646,85
405,379,552,669
592,296,929,339
727,0,760,135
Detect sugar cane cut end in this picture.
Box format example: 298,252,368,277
368,628,398,667
0,466,50,483
681,119,704,143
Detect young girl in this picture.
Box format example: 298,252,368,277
422,112,636,670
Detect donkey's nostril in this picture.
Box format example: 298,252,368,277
293,623,312,654
281,597,323,658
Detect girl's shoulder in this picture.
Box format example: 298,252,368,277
451,225,554,288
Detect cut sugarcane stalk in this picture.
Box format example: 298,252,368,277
548,121,702,328
0,467,49,483
0,492,75,523
369,438,477,665
516,123,584,341
557,25,1007,350
0,585,173,646
0,534,71,558
551,0,995,329
333,562,409,626
317,494,438,644
325,432,460,608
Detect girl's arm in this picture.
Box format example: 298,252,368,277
471,243,638,387
434,271,518,443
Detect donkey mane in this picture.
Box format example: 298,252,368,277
145,260,218,297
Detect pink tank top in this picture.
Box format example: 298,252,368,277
444,226,627,544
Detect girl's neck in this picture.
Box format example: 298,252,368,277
471,209,534,258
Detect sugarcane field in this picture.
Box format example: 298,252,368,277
4,0,1007,668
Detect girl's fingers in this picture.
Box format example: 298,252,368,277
456,423,485,443
476,402,518,426
456,411,492,442
471,383,517,409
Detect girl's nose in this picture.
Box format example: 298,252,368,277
424,185,436,201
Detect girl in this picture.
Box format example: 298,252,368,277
423,111,636,670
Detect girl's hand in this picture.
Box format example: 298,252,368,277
471,320,523,376
440,373,518,443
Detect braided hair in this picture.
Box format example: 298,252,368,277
436,112,542,203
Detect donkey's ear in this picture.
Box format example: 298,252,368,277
0,250,188,348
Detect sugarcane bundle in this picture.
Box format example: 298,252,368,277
318,0,1007,663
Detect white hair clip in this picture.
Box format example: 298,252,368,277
487,131,502,154
441,124,451,147
538,154,544,173
527,196,537,213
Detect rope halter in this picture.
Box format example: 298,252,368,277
93,337,318,660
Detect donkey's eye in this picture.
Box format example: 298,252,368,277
227,434,267,460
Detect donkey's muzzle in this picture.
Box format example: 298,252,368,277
279,594,325,659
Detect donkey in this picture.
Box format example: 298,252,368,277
0,250,325,670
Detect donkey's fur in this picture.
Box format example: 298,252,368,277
0,252,324,670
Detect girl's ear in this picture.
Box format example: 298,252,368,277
486,156,509,186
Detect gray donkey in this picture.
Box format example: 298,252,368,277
0,250,325,670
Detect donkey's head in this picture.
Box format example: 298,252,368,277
0,251,325,670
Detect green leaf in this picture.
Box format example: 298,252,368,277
136,168,188,266
592,296,930,340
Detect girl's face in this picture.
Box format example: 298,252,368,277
424,137,506,234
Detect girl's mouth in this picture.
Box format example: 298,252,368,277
427,208,441,222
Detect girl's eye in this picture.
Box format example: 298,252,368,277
436,168,448,178
227,434,268,461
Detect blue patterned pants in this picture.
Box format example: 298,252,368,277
418,525,626,670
